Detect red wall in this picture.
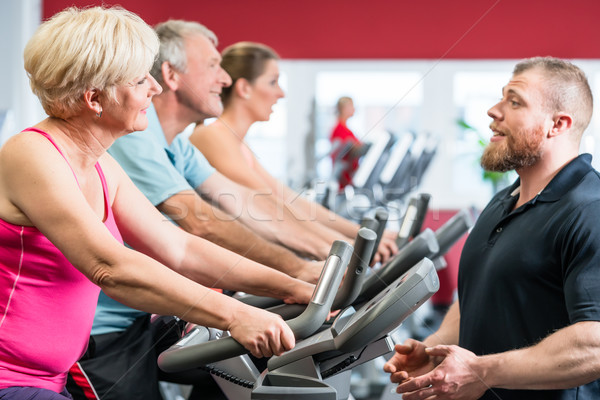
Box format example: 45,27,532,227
43,0,600,59
422,211,469,306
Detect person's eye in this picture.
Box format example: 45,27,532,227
503,96,519,107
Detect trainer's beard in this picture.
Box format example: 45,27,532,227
480,126,544,172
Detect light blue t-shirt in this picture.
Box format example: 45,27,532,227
108,105,214,206
92,105,215,335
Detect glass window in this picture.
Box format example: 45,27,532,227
453,71,515,198
313,71,424,182
244,73,288,181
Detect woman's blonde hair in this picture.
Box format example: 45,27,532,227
24,6,159,118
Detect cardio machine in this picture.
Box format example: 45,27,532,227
158,232,441,400
158,205,473,399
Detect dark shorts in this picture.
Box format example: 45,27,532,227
0,387,73,399
66,315,225,400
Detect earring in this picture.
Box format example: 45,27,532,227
96,109,102,118
244,94,250,100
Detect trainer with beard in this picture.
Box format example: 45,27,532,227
384,56,600,399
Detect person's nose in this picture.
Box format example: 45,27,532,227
220,67,232,87
487,101,502,121
148,74,163,96
276,84,285,99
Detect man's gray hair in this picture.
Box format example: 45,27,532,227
151,20,218,84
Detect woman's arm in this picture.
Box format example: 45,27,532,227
0,133,297,357
249,153,398,264
190,125,268,191
191,126,397,262
105,154,313,303
191,128,341,258
157,187,322,282
200,172,333,260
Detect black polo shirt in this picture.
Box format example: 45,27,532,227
458,154,600,399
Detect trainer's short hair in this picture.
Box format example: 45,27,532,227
514,56,593,138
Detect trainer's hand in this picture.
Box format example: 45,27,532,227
228,306,295,358
384,339,437,383
394,344,487,400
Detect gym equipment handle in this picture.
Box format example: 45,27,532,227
157,240,353,372
432,208,474,259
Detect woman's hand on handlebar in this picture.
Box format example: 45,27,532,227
281,279,314,305
372,230,399,265
295,260,325,284
228,306,295,358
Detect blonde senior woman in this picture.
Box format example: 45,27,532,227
0,7,311,399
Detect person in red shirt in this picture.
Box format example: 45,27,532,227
330,96,364,189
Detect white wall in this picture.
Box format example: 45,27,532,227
0,0,45,144
4,2,600,212
277,59,600,211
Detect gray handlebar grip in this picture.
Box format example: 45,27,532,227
158,241,353,372
370,208,389,264
409,193,431,239
360,216,380,233
332,227,377,310
285,241,352,338
433,209,473,259
236,295,284,309
265,227,377,319
396,196,419,248
360,217,379,263
374,208,389,227
357,228,439,303
235,216,384,311
360,217,379,232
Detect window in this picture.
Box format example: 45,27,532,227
244,73,288,181
453,71,515,199
313,70,424,184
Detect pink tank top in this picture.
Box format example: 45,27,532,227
0,128,123,392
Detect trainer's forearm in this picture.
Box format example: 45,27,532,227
479,321,600,391
424,301,460,347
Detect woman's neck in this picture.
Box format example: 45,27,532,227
219,105,255,142
36,117,108,169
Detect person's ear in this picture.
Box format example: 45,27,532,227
84,88,102,117
548,112,572,138
235,78,252,100
161,61,179,91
